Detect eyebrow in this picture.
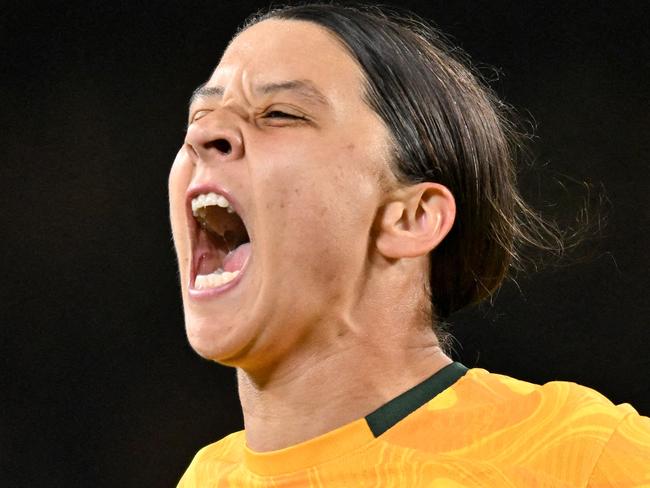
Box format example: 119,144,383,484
188,83,222,107
188,79,331,108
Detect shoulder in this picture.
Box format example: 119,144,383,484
455,367,638,420
456,369,650,481
381,368,650,485
401,368,646,462
176,431,246,488
588,407,650,485
189,429,246,465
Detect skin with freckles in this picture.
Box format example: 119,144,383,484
169,19,456,451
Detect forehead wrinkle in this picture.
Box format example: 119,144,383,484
189,65,259,109
254,79,331,108
188,77,332,118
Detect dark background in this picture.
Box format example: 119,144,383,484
2,0,648,486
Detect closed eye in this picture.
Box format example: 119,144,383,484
264,110,306,120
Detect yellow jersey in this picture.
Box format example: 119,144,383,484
178,363,650,487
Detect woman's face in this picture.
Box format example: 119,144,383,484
169,19,394,369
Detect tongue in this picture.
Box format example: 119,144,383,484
223,242,251,272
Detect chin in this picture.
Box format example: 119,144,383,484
187,332,236,364
183,312,253,365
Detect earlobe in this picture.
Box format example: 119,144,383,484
375,183,456,259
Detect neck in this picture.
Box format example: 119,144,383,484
237,321,451,452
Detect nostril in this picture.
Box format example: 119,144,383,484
211,138,232,155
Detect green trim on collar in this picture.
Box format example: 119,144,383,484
365,362,468,437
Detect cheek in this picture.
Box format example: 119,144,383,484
265,165,376,257
252,131,387,249
169,147,192,193
168,148,193,244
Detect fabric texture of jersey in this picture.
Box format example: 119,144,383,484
177,363,650,487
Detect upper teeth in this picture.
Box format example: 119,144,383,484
191,192,235,215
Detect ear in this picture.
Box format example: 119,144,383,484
375,182,456,259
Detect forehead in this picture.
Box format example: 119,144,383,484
208,19,364,100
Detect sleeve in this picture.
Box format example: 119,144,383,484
588,410,650,487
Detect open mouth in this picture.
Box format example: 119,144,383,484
190,191,251,290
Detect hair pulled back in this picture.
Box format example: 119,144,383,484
245,3,562,320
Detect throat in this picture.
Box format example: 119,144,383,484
238,343,452,452
195,228,251,274
193,229,251,289
195,229,227,275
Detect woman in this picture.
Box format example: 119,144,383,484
169,3,650,485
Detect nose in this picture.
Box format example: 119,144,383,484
184,112,244,163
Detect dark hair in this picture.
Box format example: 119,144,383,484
243,3,563,321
